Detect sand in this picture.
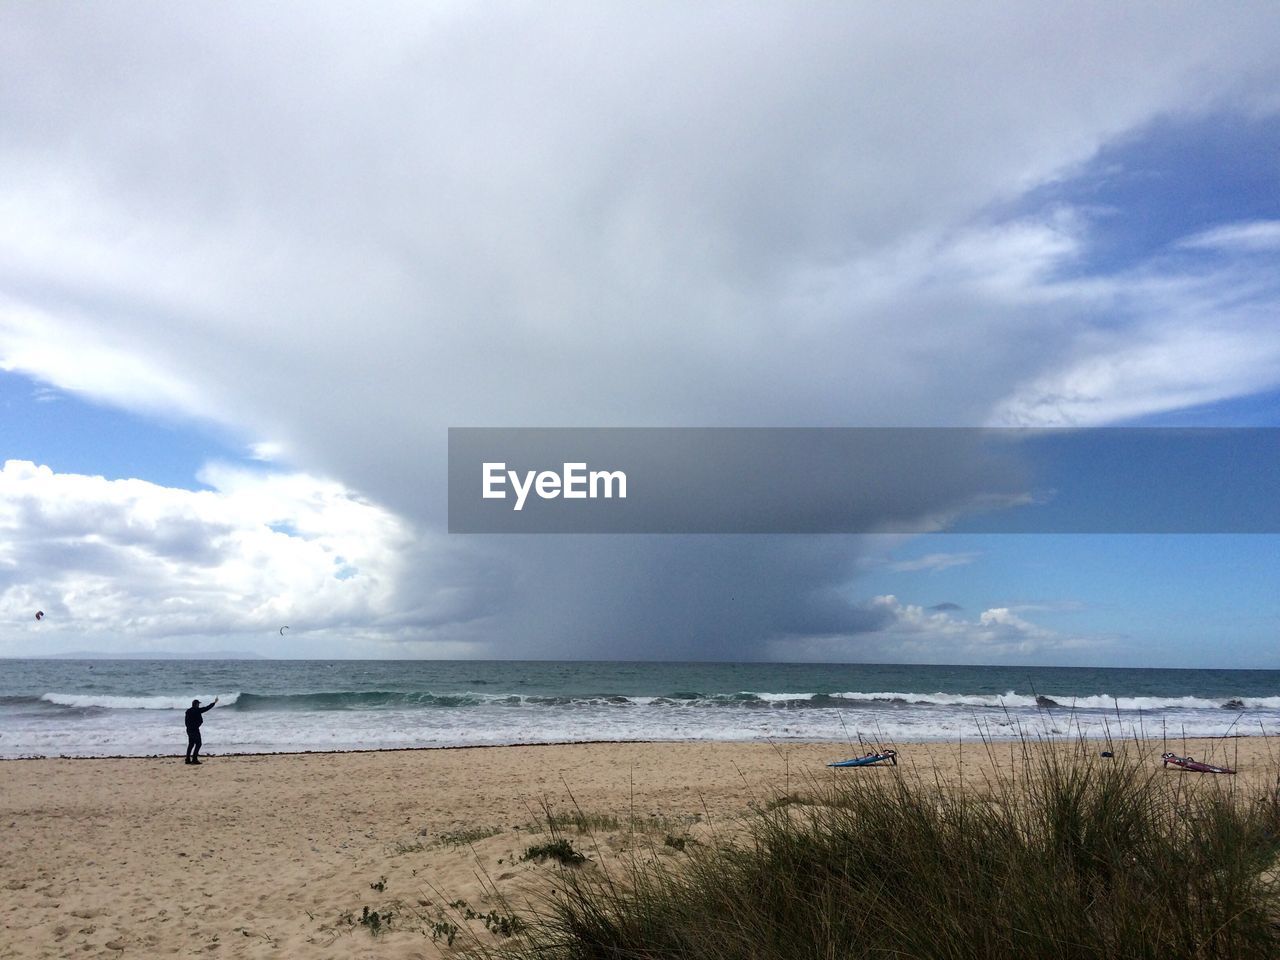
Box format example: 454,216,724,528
1,736,1275,959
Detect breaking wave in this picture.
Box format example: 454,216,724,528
27,689,1280,712
38,692,242,710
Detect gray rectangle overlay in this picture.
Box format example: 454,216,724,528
447,427,1280,534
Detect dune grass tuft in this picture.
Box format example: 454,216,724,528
492,745,1280,960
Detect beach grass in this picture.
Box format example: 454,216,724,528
489,742,1280,960
532,809,698,836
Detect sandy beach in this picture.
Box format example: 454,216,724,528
1,736,1274,959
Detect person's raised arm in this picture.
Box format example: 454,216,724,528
201,697,218,713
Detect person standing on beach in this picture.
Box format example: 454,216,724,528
184,697,218,764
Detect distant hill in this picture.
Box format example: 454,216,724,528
21,650,270,660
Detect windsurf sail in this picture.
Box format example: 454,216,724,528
1161,752,1235,774
828,749,897,768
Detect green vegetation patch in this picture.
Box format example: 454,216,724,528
520,838,587,866
499,751,1280,960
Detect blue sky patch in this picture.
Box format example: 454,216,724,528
0,370,247,488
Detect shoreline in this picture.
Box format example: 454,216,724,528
0,728,1264,762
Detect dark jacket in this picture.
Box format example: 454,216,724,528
185,703,213,730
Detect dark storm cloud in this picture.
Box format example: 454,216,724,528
457,536,893,661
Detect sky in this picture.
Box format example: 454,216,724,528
1,3,1279,666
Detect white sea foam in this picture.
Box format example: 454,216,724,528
822,691,1278,711
826,690,1034,707
4,694,1275,758
40,692,242,710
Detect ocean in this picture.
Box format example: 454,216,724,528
1,659,1277,758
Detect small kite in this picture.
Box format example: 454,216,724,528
279,625,289,636
34,611,44,621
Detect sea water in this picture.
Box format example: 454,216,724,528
1,659,1277,758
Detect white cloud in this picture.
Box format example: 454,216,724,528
888,552,981,574
0,297,219,421
770,595,1103,663
990,259,1280,426
1,6,1278,452
247,441,286,462
0,460,481,655
1179,220,1280,252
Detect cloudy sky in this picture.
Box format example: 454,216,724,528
2,3,1279,665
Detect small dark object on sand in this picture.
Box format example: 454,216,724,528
1101,751,1114,758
